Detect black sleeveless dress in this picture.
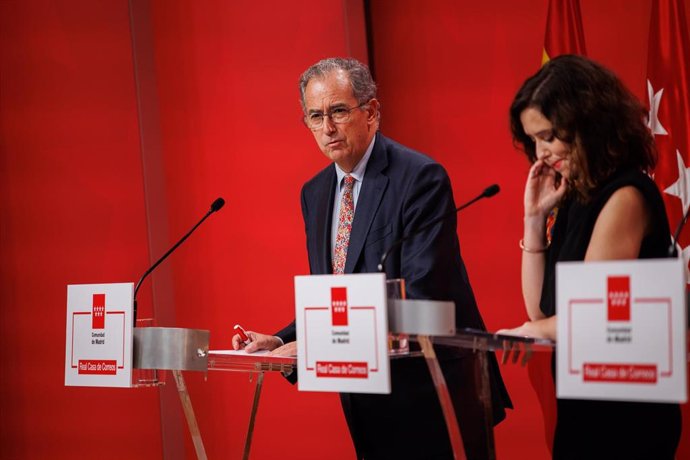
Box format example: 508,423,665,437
539,169,682,459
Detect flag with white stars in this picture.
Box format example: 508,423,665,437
646,0,690,280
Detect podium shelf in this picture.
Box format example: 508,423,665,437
207,350,295,374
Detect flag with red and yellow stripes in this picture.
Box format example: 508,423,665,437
528,1,588,455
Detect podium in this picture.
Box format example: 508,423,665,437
413,330,555,459
132,327,295,460
132,325,554,460
76,259,686,458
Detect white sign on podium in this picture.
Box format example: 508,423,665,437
295,273,390,394
65,283,133,388
557,258,687,403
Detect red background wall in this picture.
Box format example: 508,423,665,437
1,0,687,459
0,1,162,458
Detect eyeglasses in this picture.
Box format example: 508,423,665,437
304,102,368,130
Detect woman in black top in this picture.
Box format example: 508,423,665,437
500,55,681,459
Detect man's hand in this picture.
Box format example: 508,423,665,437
231,331,283,353
269,341,297,357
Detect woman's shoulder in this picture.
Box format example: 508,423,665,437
571,168,669,239
594,169,662,207
596,168,671,251
602,169,657,193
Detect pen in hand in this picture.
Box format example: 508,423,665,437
234,324,252,347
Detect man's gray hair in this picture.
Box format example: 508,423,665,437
299,57,377,113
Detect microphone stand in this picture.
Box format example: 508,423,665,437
377,184,499,273
133,198,225,325
668,205,690,257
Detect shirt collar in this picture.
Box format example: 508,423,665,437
334,135,376,187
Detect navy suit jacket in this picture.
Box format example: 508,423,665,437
277,133,493,340
276,133,510,459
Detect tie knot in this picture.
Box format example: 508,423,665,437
343,175,355,189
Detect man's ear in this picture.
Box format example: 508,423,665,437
367,99,381,124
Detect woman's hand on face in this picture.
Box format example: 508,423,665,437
524,159,568,218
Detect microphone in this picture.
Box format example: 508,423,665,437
133,197,225,324
377,184,500,272
668,205,690,257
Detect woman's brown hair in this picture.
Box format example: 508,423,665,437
509,54,656,200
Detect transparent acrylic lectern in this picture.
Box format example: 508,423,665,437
417,329,555,459
132,323,555,460
132,325,295,460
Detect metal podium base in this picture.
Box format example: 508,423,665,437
133,327,210,460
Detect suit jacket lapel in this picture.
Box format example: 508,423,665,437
345,134,389,274
313,169,336,274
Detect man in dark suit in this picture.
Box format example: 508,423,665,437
233,57,511,459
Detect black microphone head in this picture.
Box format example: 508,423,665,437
483,184,500,198
211,197,225,213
